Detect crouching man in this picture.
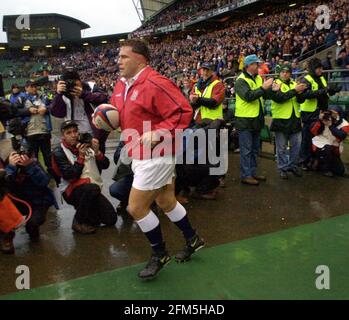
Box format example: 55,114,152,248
0,151,56,253
311,106,349,177
52,120,117,234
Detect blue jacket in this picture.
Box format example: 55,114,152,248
21,93,52,132
9,92,26,105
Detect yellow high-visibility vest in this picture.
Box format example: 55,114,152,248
235,73,264,118
271,79,300,119
300,74,327,112
194,79,223,120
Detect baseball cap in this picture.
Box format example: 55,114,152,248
60,120,78,132
25,80,37,87
244,54,262,67
200,62,214,70
280,63,292,73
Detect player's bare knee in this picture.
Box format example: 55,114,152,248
156,196,177,213
127,203,149,220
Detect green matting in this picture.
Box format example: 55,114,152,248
2,214,349,300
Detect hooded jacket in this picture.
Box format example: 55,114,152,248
298,58,337,123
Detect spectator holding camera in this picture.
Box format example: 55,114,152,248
298,58,342,171
22,80,53,177
310,106,349,177
52,120,117,235
51,71,109,154
0,150,57,253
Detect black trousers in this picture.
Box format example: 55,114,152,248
300,122,313,164
65,184,117,227
314,145,345,176
14,202,49,235
26,134,53,175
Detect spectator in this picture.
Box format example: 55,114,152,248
22,80,53,177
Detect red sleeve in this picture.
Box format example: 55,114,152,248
211,82,226,105
311,120,322,136
149,78,193,134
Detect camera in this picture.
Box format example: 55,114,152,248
78,133,93,145
60,76,76,96
7,118,32,156
322,111,332,121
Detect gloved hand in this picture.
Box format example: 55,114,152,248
328,83,342,95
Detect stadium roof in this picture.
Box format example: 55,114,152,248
133,0,175,21
3,13,90,32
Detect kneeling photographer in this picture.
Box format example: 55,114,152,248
0,149,57,254
311,106,349,177
52,120,117,235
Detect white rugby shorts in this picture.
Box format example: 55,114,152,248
131,156,176,191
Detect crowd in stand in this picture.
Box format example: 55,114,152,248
137,0,235,31
150,0,349,81
1,0,349,93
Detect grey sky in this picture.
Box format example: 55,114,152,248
0,0,142,42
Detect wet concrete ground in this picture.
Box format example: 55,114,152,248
1,141,349,296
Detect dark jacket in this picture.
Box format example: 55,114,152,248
3,160,57,209
50,91,108,140
234,71,271,131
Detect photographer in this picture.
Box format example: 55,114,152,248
52,120,117,235
0,150,56,253
310,106,349,177
22,80,53,177
51,71,109,154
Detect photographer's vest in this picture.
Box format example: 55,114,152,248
59,143,103,194
300,75,327,113
194,80,223,120
235,73,264,118
271,79,300,119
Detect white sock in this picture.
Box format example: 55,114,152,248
166,202,186,222
136,210,160,233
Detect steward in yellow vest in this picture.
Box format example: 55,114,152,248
234,54,274,185
270,64,307,134
190,62,225,123
269,64,307,179
298,58,341,121
297,58,341,168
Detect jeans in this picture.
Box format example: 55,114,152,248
109,175,133,204
275,131,302,172
238,130,260,179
